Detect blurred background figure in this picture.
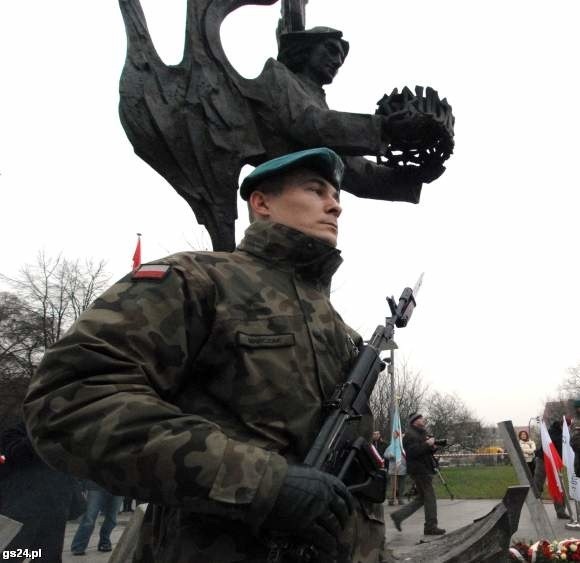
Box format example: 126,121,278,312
70,480,123,556
390,413,446,536
518,429,536,475
0,419,75,562
386,437,407,506
122,496,134,513
533,418,570,519
371,430,387,458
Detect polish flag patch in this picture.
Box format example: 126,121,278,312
132,264,171,281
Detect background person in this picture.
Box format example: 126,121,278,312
570,399,580,477
70,479,123,556
371,430,387,460
534,418,570,519
386,445,407,506
518,429,536,475
122,496,134,512
23,148,387,563
390,413,445,536
0,420,75,562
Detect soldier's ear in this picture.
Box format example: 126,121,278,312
248,190,272,220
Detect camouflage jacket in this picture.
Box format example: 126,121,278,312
24,222,385,562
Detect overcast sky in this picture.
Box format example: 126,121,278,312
2,1,579,428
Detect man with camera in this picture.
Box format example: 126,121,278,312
390,413,446,536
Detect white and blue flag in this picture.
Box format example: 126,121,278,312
385,404,406,472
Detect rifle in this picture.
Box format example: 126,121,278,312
268,280,421,562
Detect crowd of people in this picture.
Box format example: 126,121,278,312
518,417,574,520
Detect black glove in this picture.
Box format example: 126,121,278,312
263,465,354,558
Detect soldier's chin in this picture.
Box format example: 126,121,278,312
316,230,338,247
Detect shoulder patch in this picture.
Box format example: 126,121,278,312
132,264,171,281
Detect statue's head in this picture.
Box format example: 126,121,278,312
277,27,350,85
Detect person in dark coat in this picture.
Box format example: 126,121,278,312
533,418,570,519
390,413,446,536
570,400,580,477
0,420,75,562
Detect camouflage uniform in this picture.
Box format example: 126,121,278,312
23,222,386,562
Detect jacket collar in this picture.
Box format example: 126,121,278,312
237,222,343,284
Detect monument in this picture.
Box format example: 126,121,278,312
113,1,535,560
118,0,454,250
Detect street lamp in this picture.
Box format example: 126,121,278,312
528,416,540,437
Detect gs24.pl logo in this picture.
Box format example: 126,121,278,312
3,548,42,560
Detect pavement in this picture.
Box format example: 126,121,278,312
58,500,580,562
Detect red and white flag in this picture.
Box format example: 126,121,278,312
132,234,142,272
540,419,564,504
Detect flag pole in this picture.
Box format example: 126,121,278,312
560,469,575,525
388,347,395,505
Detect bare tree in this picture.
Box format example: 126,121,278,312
0,292,45,378
0,253,110,432
0,252,110,347
370,358,430,441
559,364,580,401
395,360,431,426
425,391,483,448
370,365,390,439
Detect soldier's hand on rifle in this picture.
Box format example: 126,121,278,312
426,437,436,447
263,465,354,558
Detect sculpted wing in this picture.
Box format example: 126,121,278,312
118,0,275,251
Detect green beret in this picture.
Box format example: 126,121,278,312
240,147,345,201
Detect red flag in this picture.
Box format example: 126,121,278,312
132,234,142,272
540,420,564,504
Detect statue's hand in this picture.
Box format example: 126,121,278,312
394,162,446,186
418,161,446,184
380,113,437,147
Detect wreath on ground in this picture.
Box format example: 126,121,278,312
510,539,580,561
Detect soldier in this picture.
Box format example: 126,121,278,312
23,148,388,563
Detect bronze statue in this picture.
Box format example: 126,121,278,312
119,0,453,250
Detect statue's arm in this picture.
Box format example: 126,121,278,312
252,61,385,156
341,156,445,203
294,106,385,156
342,157,422,203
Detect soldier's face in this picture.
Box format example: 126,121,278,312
305,39,346,85
254,169,342,246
